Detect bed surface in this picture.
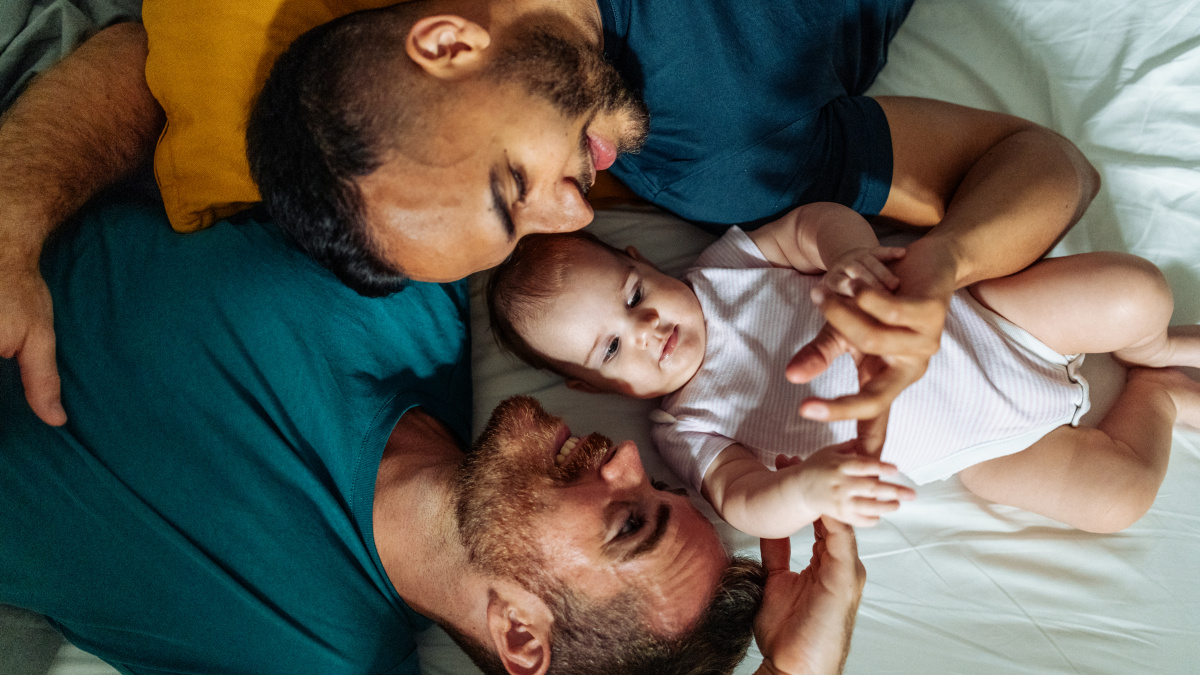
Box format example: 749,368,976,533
34,0,1200,672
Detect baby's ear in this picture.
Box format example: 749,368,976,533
565,378,603,394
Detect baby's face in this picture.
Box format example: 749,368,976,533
523,248,706,398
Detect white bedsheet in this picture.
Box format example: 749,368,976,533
38,0,1200,672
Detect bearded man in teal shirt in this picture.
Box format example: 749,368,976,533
0,196,863,674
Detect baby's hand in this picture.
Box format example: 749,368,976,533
820,246,906,299
778,443,916,527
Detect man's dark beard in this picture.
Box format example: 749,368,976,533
485,24,650,155
451,396,612,592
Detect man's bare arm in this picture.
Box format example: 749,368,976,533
788,96,1100,421
0,21,164,425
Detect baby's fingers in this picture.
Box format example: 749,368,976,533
863,248,904,291
840,497,903,527
835,456,900,477
842,475,916,502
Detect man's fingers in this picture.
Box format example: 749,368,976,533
800,391,889,422
786,322,852,384
816,516,861,567
801,362,921,421
819,292,940,357
857,413,889,456
18,327,66,426
760,537,793,574
813,517,829,539
855,286,945,328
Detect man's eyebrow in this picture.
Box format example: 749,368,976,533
489,167,517,240
621,502,671,563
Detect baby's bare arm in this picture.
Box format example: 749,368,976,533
747,202,900,275
703,444,820,539
702,443,915,539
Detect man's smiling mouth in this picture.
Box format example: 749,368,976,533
556,435,581,466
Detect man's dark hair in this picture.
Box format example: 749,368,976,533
246,6,418,297
442,555,767,675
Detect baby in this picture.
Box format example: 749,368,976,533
486,203,1200,538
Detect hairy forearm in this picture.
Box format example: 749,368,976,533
0,22,164,265
916,127,1099,292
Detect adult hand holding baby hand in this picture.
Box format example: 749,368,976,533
820,245,905,298
789,240,953,423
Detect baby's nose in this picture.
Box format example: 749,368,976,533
636,312,661,347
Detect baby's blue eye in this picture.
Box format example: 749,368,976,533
603,337,620,362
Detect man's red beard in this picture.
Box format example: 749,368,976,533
452,395,611,590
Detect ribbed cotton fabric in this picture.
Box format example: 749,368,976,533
653,228,1088,492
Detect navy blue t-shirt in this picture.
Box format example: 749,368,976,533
599,0,913,230
0,202,472,674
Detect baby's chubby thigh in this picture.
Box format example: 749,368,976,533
968,252,1171,356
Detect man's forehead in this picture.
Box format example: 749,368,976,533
359,152,494,230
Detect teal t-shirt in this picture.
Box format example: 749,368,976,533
599,0,913,230
0,202,472,674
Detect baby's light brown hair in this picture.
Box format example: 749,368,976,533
487,231,630,373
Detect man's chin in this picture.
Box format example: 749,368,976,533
612,98,650,155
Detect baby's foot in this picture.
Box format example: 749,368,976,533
1165,325,1200,369
1115,324,1200,369
1138,366,1200,430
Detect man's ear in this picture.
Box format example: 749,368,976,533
486,585,552,675
406,15,491,79
565,378,603,394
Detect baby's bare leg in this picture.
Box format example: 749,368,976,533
958,367,1200,532
970,252,1200,367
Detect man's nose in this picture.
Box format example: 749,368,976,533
600,440,646,489
519,179,594,234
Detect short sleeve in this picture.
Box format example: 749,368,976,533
639,95,893,232
652,422,740,495
599,0,908,231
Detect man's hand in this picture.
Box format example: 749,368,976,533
0,22,163,427
753,518,867,675
820,246,905,298
0,258,63,425
776,446,914,528
788,239,953,422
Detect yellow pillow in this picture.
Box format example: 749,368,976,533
143,0,398,232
